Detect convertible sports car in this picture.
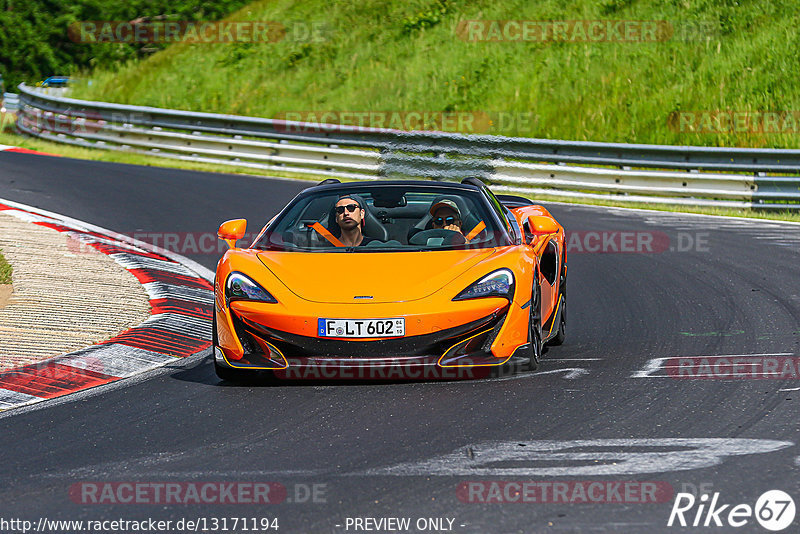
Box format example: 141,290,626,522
213,178,566,381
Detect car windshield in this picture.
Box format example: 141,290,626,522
251,184,512,252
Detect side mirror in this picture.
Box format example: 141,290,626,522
218,219,247,249
527,215,558,240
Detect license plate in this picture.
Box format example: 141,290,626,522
318,318,405,338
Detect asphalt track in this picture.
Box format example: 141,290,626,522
1,151,799,533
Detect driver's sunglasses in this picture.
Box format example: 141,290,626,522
335,203,359,214
433,216,459,226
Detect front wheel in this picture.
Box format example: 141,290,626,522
211,297,243,382
211,305,270,383
214,359,250,382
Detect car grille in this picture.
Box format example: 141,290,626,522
231,308,507,360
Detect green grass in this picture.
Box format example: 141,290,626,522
0,249,11,285
68,0,800,148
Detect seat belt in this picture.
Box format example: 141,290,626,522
309,222,345,247
465,221,486,242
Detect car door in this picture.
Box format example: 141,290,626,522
538,238,560,323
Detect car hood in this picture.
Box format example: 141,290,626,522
257,249,496,303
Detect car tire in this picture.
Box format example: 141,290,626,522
526,273,543,371
214,359,239,381
548,292,566,346
211,302,267,383
548,264,567,346
211,295,243,382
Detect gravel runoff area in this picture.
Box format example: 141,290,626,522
0,211,151,371
0,284,9,308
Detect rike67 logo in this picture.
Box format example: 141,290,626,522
668,490,795,531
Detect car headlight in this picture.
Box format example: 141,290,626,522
225,272,278,304
453,269,515,301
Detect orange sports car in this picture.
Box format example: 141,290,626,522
212,178,566,381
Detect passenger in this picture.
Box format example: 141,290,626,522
429,199,463,235
334,195,374,247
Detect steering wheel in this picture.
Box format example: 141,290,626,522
409,229,467,246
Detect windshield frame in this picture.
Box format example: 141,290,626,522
250,181,514,253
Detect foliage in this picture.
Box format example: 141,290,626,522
401,0,452,34
0,0,251,89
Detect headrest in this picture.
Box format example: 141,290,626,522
326,198,390,241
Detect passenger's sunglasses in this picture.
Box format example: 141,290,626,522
433,216,459,226
335,203,359,214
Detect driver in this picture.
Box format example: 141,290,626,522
429,199,463,235
334,194,374,247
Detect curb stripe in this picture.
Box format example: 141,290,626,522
0,201,214,413
90,241,169,259
0,197,214,281
149,298,212,320
64,231,172,259
0,389,41,409
0,363,113,398
139,313,213,338
57,344,175,378
128,269,212,290
111,253,200,276
142,281,215,304
107,330,210,357
1,147,60,157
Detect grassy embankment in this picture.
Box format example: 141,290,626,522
70,0,800,148
5,0,800,221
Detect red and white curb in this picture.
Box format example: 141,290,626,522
0,144,60,157
0,198,215,412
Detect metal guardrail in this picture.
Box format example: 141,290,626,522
2,92,19,112
15,83,800,209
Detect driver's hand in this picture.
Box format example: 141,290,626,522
443,223,462,233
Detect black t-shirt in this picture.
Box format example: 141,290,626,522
320,233,376,247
